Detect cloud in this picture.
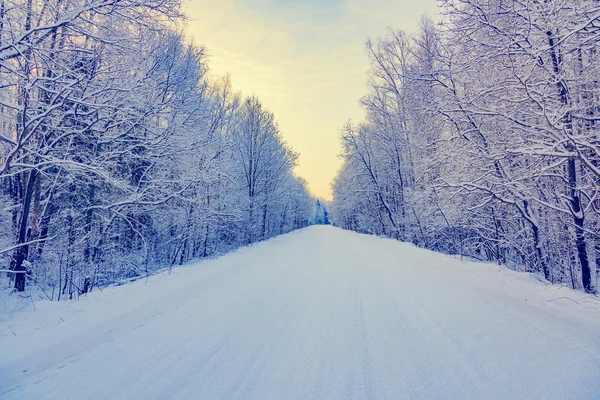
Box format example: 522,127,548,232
183,0,437,199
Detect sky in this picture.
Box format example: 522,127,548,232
183,0,438,200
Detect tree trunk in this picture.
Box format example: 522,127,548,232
12,169,38,291
568,158,595,293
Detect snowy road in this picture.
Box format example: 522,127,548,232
2,226,600,399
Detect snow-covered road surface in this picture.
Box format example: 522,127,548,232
1,226,600,399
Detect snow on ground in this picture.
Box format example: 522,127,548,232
1,225,600,399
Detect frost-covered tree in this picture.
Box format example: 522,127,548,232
332,1,600,293
0,0,314,295
231,96,302,243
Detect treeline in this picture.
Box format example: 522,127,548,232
331,0,599,293
0,0,314,297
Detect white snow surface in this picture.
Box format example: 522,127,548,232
1,226,600,399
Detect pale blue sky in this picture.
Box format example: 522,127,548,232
184,0,438,199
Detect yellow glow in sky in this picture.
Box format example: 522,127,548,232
183,0,437,200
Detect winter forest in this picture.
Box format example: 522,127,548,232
2,0,600,300
331,0,600,294
0,0,315,297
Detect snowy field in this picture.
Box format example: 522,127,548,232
1,225,600,399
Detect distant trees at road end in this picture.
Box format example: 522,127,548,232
314,200,331,225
